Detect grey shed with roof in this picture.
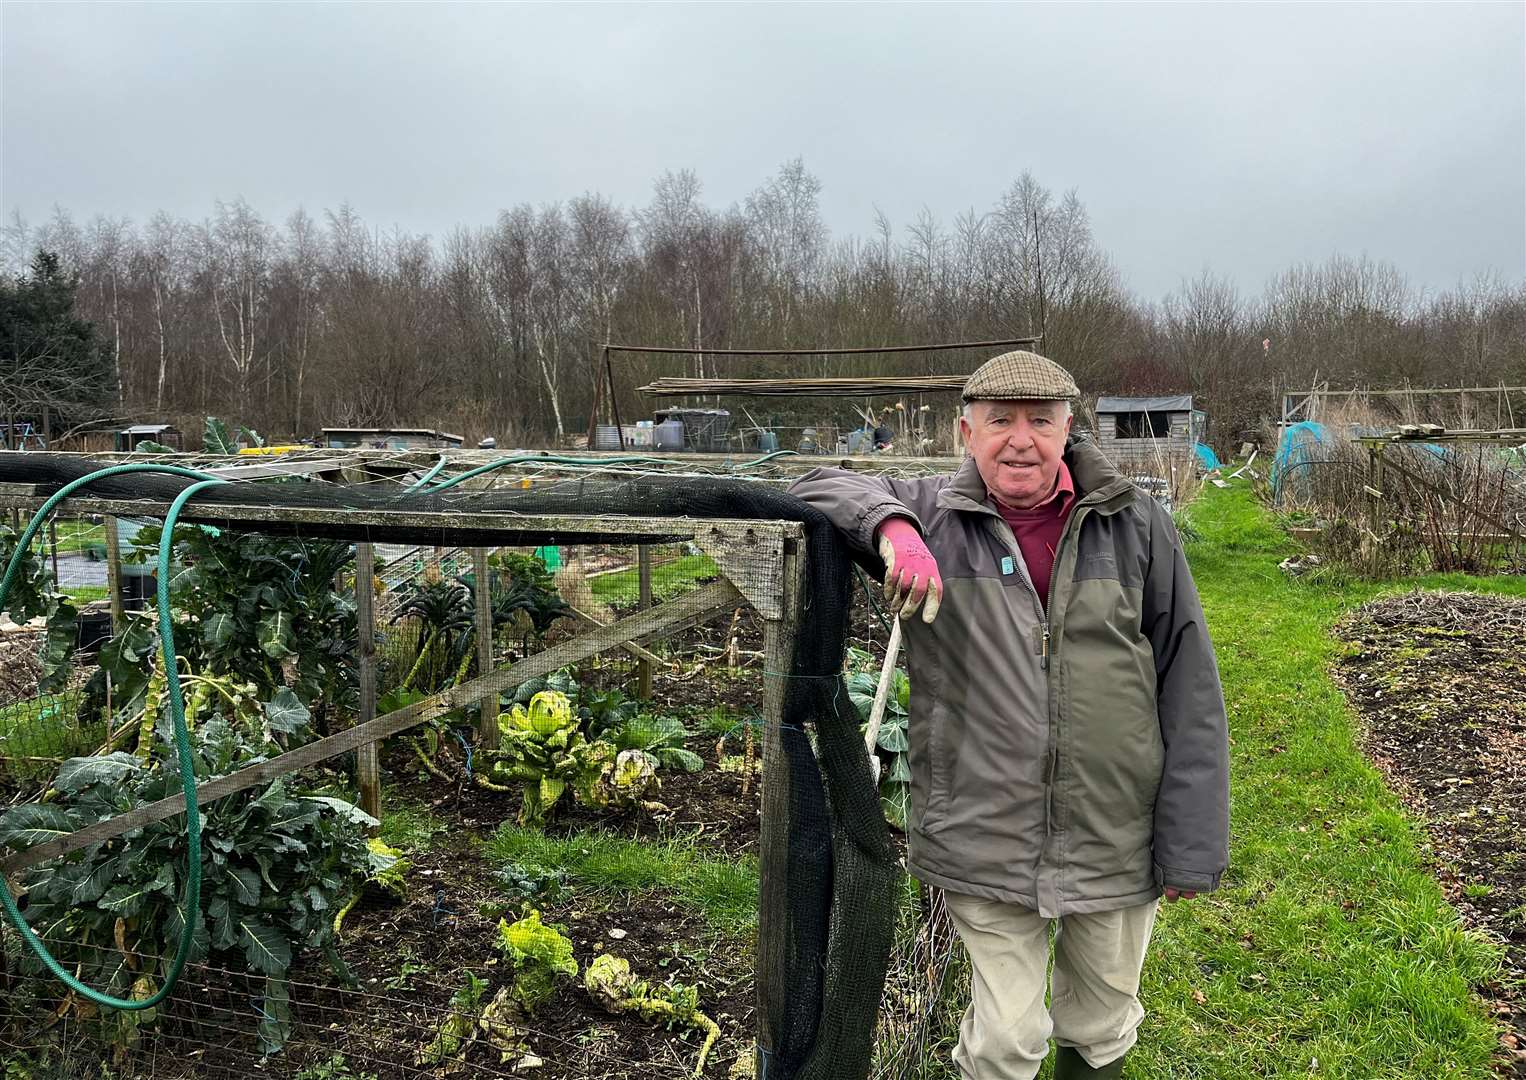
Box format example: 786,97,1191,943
114,423,183,452
1092,394,1207,472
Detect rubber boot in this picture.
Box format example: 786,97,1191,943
1053,1045,1126,1079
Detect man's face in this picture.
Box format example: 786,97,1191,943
959,399,1073,509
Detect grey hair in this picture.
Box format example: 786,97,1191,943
962,400,1073,420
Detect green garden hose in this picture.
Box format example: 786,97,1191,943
0,462,223,1010
405,453,449,492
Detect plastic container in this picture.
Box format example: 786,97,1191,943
655,408,731,452
757,431,779,453
798,428,819,454
622,425,653,448
654,419,686,451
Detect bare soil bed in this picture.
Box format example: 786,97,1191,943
1334,590,1526,1074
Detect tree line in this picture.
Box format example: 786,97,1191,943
3,160,1523,450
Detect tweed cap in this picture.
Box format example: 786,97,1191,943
962,349,1079,403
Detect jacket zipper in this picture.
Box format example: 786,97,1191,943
992,504,1091,840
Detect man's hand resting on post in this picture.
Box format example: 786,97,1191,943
877,518,943,623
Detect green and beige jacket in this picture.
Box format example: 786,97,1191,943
791,437,1229,916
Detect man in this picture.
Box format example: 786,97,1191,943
790,350,1229,1079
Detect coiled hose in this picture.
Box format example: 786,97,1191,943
0,463,223,1010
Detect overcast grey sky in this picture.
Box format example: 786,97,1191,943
3,2,1522,301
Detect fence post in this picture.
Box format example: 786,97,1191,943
637,544,653,700
474,547,499,751
1367,445,1386,539
355,542,380,823
755,534,804,1071
102,515,124,633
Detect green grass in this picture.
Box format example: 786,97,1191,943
590,553,719,605
49,518,106,556
377,797,450,852
63,585,108,605
1129,479,1516,1079
485,824,759,933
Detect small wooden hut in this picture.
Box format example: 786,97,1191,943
1093,395,1207,473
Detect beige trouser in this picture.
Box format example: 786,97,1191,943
943,891,1159,1080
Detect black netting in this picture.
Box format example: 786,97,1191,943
1,454,899,1080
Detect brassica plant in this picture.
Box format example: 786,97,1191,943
486,691,613,824
496,909,578,1013
0,717,375,1055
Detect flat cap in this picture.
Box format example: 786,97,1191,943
962,349,1079,403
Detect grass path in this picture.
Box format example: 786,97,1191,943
1131,480,1524,1079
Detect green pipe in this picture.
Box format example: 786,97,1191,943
0,462,220,1010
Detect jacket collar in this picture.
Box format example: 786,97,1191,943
937,435,1136,518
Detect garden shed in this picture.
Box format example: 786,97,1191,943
1093,394,1207,472
114,423,182,452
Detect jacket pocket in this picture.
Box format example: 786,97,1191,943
906,621,963,836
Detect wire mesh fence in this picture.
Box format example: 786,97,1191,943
0,452,965,1080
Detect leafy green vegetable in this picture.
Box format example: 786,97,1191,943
496,909,577,1013
202,416,240,455
487,691,614,824
0,718,374,1054
609,714,704,773
583,953,720,1077
846,647,912,829
418,970,489,1067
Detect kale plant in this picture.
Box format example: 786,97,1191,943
0,716,376,1055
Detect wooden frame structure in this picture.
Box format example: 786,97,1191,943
588,335,1042,450
1354,429,1526,545
1281,384,1526,428
0,487,805,885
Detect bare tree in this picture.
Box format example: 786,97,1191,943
202,199,272,413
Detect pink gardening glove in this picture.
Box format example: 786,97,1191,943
877,517,943,623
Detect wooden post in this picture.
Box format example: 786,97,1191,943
1368,445,1386,536
355,542,380,824
102,515,124,632
755,535,804,1069
48,520,60,591
473,547,499,751
637,544,653,700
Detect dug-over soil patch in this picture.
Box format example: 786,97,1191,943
1334,589,1526,1075
302,832,756,1080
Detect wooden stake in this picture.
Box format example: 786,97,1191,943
103,515,124,633
355,542,380,824
637,544,653,700
473,547,499,751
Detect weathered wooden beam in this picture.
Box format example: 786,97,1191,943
1,578,742,875
200,458,352,481
0,496,778,547
566,605,665,666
